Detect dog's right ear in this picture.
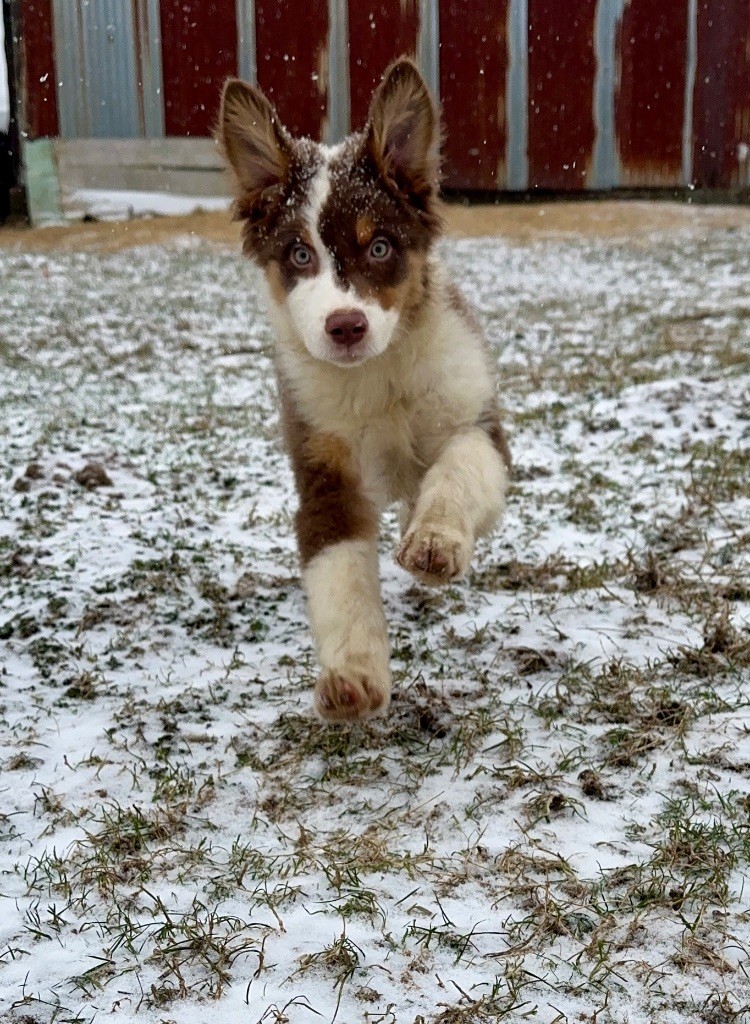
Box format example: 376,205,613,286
218,79,290,209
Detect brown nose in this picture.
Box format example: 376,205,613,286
325,309,369,347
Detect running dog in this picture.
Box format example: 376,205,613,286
218,58,511,723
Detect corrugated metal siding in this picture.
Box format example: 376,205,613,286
52,0,163,139
24,0,750,191
417,0,440,105
236,0,257,84
590,0,626,188
135,0,165,138
51,0,86,139
327,0,350,143
82,0,141,137
506,0,529,189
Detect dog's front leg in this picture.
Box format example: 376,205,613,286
397,426,510,586
294,433,390,722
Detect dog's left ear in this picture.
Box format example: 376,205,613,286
366,58,439,201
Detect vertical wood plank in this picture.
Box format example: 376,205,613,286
527,0,597,190
347,1,420,132
160,0,237,136
254,0,328,140
20,0,59,138
439,0,510,190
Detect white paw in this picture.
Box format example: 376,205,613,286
396,523,473,586
314,665,391,723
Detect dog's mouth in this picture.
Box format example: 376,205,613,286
324,336,373,366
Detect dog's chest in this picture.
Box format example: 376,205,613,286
357,392,464,508
357,412,423,507
280,312,491,506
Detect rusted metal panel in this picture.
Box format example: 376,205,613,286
23,0,750,190
439,0,510,191
347,1,420,132
615,0,688,186
160,0,237,137
692,0,750,188
254,0,328,141
527,0,597,191
20,0,58,138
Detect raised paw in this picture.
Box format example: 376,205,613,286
396,524,472,586
314,666,391,723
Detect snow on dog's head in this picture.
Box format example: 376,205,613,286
218,59,442,367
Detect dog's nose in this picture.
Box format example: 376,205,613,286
325,309,369,347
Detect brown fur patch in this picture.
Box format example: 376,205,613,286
317,137,438,316
447,281,483,336
477,401,513,474
281,387,378,565
218,79,291,213
235,143,320,267
356,250,428,316
356,215,376,247
217,78,323,270
264,263,288,306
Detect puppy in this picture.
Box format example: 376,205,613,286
218,58,511,723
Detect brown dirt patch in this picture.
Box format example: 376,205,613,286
1,200,749,254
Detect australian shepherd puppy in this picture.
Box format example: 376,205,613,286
218,59,511,723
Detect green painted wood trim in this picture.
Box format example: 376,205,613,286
23,138,64,225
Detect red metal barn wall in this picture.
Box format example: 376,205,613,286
17,0,750,191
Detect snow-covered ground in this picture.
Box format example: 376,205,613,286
1,221,749,1023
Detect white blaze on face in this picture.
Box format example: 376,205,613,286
283,151,400,367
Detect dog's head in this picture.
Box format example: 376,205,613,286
218,59,442,368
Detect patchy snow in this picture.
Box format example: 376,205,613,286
66,188,231,221
1,222,749,1024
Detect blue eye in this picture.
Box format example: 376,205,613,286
369,237,391,261
290,244,313,268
